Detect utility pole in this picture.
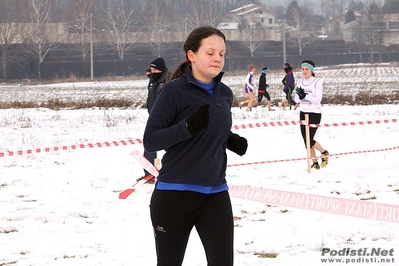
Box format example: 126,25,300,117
368,12,374,64
282,20,286,64
90,14,94,80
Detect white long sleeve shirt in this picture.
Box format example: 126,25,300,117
294,76,323,113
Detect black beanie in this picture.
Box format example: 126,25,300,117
283,62,292,72
150,57,166,72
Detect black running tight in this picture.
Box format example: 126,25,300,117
149,189,234,266
300,111,322,147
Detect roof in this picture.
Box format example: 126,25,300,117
329,10,364,22
237,7,259,16
230,4,256,13
230,4,276,17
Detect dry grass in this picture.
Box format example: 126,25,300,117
0,98,139,110
254,252,278,258
322,92,399,105
0,91,397,110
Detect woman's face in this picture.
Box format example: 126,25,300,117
302,65,313,79
188,34,226,83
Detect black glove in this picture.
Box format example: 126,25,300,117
186,104,210,136
227,134,248,156
295,87,307,100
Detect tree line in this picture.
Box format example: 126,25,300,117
0,0,252,80
1,0,399,81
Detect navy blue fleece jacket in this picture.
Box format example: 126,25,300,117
143,68,234,187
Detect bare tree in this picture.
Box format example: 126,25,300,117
69,0,95,61
22,0,58,79
362,0,383,63
372,13,389,63
0,22,24,81
143,0,171,57
351,15,367,62
239,19,265,57
369,5,399,62
184,2,205,30
184,0,224,31
0,0,24,81
105,0,138,60
287,2,315,55
203,0,224,27
320,0,345,19
351,15,369,62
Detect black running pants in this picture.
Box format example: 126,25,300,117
150,189,234,266
300,111,322,147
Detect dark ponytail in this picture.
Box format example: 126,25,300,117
170,61,190,81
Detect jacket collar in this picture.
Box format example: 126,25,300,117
186,67,224,86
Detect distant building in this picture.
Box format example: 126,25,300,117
216,3,281,41
343,13,399,45
325,9,364,40
217,4,279,29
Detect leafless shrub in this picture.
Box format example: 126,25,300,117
44,99,69,110
18,112,32,128
323,94,354,105
254,252,278,258
0,98,136,110
0,91,398,110
103,111,118,127
94,98,133,109
0,101,39,109
360,195,377,200
125,113,138,124
0,227,18,234
355,92,390,105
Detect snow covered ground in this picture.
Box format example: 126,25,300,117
2,63,399,104
1,65,399,265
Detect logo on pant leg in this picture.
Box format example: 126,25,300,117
155,226,166,233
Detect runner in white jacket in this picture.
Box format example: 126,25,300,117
294,60,329,170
